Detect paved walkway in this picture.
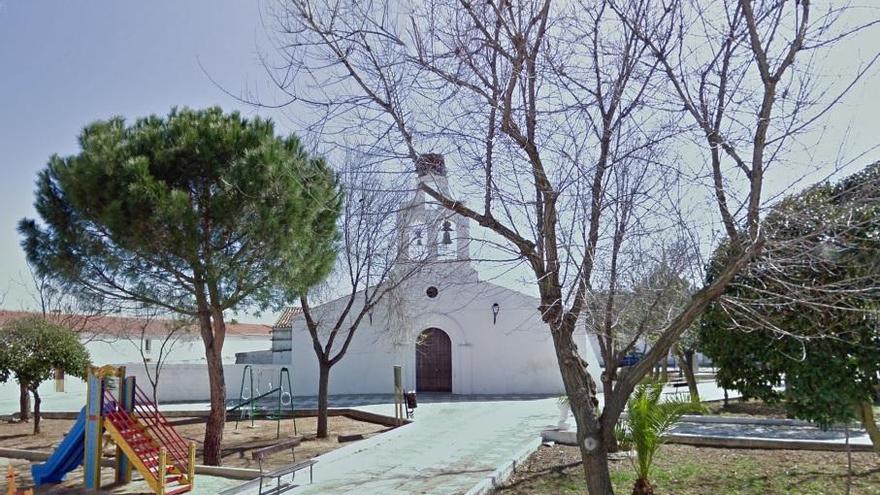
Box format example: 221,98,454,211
224,382,731,495
0,456,243,495
223,399,558,495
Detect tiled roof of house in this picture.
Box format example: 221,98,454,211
273,307,303,329
0,310,271,337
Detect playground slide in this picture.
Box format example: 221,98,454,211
31,407,86,485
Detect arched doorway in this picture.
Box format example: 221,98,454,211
416,328,452,392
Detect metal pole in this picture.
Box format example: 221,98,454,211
188,442,196,490
157,447,167,495
235,365,252,430
279,367,296,436
393,365,403,424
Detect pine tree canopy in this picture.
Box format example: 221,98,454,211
18,107,341,316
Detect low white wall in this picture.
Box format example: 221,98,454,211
0,335,271,414
126,363,291,404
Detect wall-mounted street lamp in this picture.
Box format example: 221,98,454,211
492,303,500,325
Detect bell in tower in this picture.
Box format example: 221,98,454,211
397,153,472,266
441,221,453,245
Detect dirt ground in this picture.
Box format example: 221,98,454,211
498,444,880,495
0,415,391,470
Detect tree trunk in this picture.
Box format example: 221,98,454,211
203,341,226,465
19,382,30,422
659,354,669,383
196,279,228,466
856,400,880,454
32,387,41,435
601,371,614,399
599,370,620,453
317,361,331,439
547,314,614,495
675,348,700,403
581,440,614,495
150,377,160,407
631,477,655,495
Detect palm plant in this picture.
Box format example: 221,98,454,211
617,382,701,495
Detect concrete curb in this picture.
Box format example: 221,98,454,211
193,465,260,480
0,447,262,479
679,414,817,427
540,430,874,453
464,436,543,495
665,433,875,452
541,429,576,446
14,408,408,428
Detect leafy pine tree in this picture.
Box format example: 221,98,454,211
19,107,341,463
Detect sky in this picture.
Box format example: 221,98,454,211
1,1,879,324
0,0,288,322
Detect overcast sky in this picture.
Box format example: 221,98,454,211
0,0,287,322
1,1,879,324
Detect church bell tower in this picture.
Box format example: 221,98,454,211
397,154,472,267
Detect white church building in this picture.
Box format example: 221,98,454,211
239,155,601,396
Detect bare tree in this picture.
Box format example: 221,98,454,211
263,0,876,492
298,159,424,438
21,261,109,341
122,311,190,405
11,262,110,421
585,237,701,392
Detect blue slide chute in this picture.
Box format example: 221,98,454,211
31,407,86,485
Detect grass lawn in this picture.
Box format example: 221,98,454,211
497,444,880,495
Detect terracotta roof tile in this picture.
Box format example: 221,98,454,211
273,307,302,328
0,310,271,337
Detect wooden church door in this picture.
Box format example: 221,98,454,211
416,328,452,392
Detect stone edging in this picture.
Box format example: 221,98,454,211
5,408,409,428
665,433,875,452
0,447,261,480
464,436,543,495
540,429,873,453
678,414,817,427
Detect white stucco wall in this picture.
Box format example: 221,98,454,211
0,335,271,411
126,363,289,403
286,270,602,396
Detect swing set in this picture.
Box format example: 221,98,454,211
227,365,296,438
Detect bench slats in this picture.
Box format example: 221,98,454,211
252,437,316,495
258,459,317,495
263,459,317,478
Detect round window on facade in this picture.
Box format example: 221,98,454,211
426,286,439,298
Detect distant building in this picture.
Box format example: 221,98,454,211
0,310,271,365
0,310,272,410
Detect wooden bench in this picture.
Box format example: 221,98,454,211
664,382,690,397
251,437,316,495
